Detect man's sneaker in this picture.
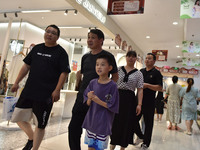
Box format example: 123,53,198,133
22,140,33,150
134,137,143,145
141,143,148,150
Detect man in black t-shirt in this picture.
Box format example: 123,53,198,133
68,29,118,150
134,53,163,150
11,25,71,150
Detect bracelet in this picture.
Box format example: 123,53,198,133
138,104,142,106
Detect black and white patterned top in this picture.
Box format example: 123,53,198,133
117,66,144,92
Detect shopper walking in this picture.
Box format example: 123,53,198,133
165,76,182,130
134,53,163,150
68,29,118,150
110,51,143,150
82,54,119,150
179,78,200,135
155,91,164,122
11,24,71,150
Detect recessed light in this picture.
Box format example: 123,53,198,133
177,56,181,58
176,45,180,48
173,22,178,25
146,36,150,39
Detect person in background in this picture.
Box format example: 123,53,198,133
179,78,200,135
110,51,143,150
11,24,71,150
155,91,164,122
165,76,182,130
68,29,118,150
134,53,162,150
82,54,119,150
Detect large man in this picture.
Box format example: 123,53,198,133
68,29,118,150
11,24,71,150
134,53,163,150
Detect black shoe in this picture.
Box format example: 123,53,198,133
22,140,33,150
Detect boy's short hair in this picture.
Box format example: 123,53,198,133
45,24,60,37
96,54,112,66
126,51,137,57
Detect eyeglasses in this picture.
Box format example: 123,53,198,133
45,30,58,36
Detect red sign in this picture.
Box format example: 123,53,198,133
188,68,198,75
152,50,168,61
107,0,145,15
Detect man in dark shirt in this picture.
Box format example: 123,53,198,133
134,53,163,150
11,24,71,150
68,29,118,150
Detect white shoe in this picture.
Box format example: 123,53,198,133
141,143,148,150
134,137,143,145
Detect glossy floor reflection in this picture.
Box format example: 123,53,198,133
1,98,200,150
15,115,200,149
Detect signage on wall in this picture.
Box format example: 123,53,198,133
72,60,78,71
76,0,106,23
182,41,200,53
128,45,133,51
115,34,122,47
180,0,200,18
152,50,168,61
182,57,200,66
122,40,127,51
107,0,145,15
155,66,198,75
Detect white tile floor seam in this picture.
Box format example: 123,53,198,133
14,114,200,150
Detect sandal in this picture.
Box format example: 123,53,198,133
167,126,172,130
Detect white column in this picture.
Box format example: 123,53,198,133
0,18,13,76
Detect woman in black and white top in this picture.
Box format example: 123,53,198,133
110,51,143,150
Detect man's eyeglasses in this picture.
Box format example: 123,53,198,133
45,30,58,36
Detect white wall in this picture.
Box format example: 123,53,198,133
0,22,73,62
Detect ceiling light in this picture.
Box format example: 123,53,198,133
173,22,178,25
177,56,181,58
4,13,7,18
196,54,200,56
21,10,51,13
146,36,150,39
74,10,78,15
64,10,68,15
15,12,18,17
176,45,180,48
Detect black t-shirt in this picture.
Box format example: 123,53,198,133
79,50,118,94
21,43,71,101
140,67,163,106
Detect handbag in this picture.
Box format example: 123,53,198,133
2,96,18,120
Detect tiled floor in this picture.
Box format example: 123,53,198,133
1,98,200,150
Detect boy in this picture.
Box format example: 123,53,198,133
82,54,119,150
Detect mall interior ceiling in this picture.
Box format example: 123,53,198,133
0,0,200,61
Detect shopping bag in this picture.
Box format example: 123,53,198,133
2,96,18,120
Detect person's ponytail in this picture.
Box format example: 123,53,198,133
186,78,194,93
